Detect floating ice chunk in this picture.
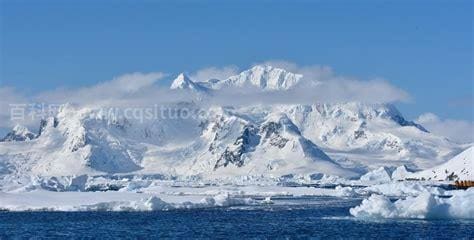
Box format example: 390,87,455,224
200,193,255,207
334,185,357,197
81,194,256,211
391,165,411,181
262,196,274,204
317,174,351,185
350,189,474,219
120,180,152,192
359,167,391,183
143,196,172,210
78,201,137,211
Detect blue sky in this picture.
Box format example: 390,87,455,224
0,0,472,122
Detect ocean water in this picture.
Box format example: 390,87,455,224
0,197,472,239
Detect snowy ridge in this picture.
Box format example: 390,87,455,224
170,73,209,93
209,65,304,90
1,125,36,142
408,146,473,181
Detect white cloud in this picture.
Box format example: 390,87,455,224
416,113,474,143
0,87,33,129
100,72,165,93
253,60,410,103
0,87,27,113
0,72,169,132
1,61,411,115
313,78,410,103
189,65,239,82
36,72,166,106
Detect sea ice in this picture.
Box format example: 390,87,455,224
350,188,474,219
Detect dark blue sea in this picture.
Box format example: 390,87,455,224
0,197,472,239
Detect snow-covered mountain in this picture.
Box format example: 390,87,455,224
0,104,355,178
170,73,209,93
209,65,304,90
408,146,473,181
170,65,305,92
281,103,458,169
0,65,467,183
1,125,36,142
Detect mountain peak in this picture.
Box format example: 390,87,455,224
170,73,193,89
1,124,36,142
170,73,209,93
211,65,303,90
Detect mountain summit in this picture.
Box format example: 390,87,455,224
209,65,304,90
1,125,36,142
170,73,199,90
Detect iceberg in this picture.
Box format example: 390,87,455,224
350,189,474,219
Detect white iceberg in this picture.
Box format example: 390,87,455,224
350,188,474,219
391,165,411,181
359,167,392,184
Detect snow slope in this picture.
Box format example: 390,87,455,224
408,146,473,181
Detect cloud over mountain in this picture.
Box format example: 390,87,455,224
416,113,474,143
1,61,470,144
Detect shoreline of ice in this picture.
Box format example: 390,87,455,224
0,165,472,218
0,191,259,212
1,179,472,219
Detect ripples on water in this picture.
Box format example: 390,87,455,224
0,197,473,239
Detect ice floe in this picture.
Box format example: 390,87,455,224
350,188,474,219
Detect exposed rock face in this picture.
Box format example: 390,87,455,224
1,125,36,142
214,125,260,169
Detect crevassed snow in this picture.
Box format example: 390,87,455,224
350,189,474,219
